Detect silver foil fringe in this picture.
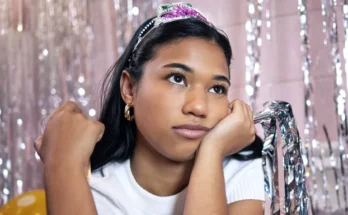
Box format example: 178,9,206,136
255,100,310,215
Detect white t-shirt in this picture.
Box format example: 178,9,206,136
89,157,265,215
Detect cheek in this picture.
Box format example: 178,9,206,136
133,82,183,129
209,98,229,121
134,89,160,125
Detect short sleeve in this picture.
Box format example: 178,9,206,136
224,158,265,204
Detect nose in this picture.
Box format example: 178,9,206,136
181,86,208,118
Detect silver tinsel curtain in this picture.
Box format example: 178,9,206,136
0,0,96,205
0,0,161,205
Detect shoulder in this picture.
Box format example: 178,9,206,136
223,157,265,204
222,156,263,179
88,161,128,214
89,160,126,192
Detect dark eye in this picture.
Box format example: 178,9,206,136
209,85,227,94
168,73,185,86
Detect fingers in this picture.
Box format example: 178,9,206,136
229,100,254,121
243,103,256,143
241,102,250,119
229,100,251,120
35,120,104,165
230,100,256,142
42,102,86,136
244,103,254,123
89,120,105,142
228,106,232,114
34,136,44,162
58,101,83,114
34,136,42,152
229,99,244,115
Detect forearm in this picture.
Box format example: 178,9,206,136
183,144,228,215
44,164,98,215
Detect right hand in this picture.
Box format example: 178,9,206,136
200,99,256,158
34,101,105,173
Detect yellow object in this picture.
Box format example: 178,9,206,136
0,190,46,215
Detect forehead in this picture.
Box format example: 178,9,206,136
147,38,229,74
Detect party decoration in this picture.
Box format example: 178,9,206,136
114,0,160,56
0,0,12,206
321,0,348,212
0,0,161,205
264,0,271,40
297,0,324,213
245,0,263,110
343,1,348,80
254,101,310,215
3,1,348,214
323,124,341,212
0,0,95,204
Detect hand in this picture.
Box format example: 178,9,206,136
34,101,105,172
200,99,256,158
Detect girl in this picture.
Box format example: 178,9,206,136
35,2,265,215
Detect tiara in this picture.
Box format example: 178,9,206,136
130,2,212,57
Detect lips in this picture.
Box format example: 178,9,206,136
172,124,210,139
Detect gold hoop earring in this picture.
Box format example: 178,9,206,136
124,104,134,121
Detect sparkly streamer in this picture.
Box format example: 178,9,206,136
245,0,263,110
323,125,341,210
321,0,348,211
35,0,96,150
0,0,11,205
254,101,310,215
114,0,161,57
0,0,95,204
344,1,348,91
35,0,96,176
36,0,63,131
264,0,271,40
317,139,332,214
0,0,162,205
298,0,323,213
0,0,36,203
35,0,96,128
114,0,130,56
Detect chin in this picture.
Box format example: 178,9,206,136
149,134,202,162
163,146,198,163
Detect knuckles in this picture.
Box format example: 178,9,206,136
86,120,105,135
51,102,86,121
249,134,256,143
63,101,78,109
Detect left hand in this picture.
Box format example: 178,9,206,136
33,101,104,177
200,99,256,158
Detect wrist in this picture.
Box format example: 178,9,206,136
197,141,225,161
44,160,85,178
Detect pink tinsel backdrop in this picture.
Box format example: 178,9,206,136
0,0,347,213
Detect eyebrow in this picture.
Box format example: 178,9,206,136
162,63,231,86
214,75,231,86
163,63,193,72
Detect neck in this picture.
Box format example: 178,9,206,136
130,135,194,197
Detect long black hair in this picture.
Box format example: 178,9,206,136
90,17,262,171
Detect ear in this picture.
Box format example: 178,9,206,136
120,70,136,105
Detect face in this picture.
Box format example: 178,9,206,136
128,38,230,162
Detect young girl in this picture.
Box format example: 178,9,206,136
35,2,265,215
